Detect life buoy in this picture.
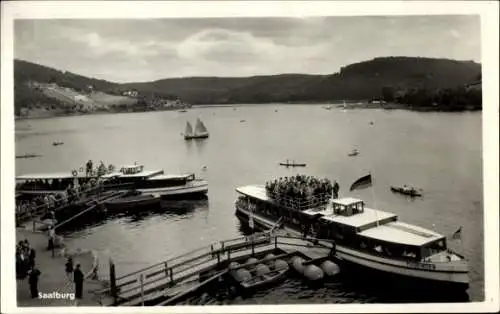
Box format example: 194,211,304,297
72,170,78,177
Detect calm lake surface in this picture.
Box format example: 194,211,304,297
15,104,483,303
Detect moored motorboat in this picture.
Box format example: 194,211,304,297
234,179,469,291
101,164,208,199
103,193,161,212
390,186,422,197
52,141,64,146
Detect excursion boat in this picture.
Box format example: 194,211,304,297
391,186,423,197
100,164,208,198
15,172,98,196
184,118,209,140
234,184,469,290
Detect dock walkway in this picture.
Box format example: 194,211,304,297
98,232,335,306
16,228,106,307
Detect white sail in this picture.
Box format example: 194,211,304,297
185,122,193,136
195,118,208,135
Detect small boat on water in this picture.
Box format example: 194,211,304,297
323,105,332,110
390,186,422,197
279,160,306,167
103,193,161,212
230,258,289,292
184,118,209,140
240,119,246,123
52,141,64,146
178,109,188,113
348,149,359,157
16,153,42,159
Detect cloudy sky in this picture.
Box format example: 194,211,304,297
14,16,480,83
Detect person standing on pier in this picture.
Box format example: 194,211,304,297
28,248,36,269
86,160,93,177
28,266,41,298
65,257,74,280
333,181,340,199
73,264,84,299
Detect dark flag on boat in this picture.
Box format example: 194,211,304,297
452,226,462,240
350,174,373,191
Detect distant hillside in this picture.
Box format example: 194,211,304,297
14,56,482,117
14,59,181,117
123,57,481,107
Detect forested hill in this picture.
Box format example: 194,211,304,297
14,57,482,115
123,57,481,107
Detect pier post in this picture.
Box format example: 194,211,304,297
227,248,231,260
140,274,144,306
251,241,255,256
164,262,168,277
109,259,118,304
275,236,277,248
169,268,174,283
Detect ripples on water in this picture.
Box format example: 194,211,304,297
14,105,484,303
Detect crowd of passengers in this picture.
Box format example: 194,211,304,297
265,175,340,207
15,179,101,219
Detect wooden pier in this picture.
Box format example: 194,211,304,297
95,232,335,306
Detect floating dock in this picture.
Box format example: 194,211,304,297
94,232,336,306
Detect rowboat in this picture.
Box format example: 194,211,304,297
279,160,306,167
390,186,422,197
230,260,289,292
103,193,161,212
348,149,359,157
16,153,42,159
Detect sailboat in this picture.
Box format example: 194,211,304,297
184,118,209,140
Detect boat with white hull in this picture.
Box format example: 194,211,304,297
101,164,208,199
234,184,468,290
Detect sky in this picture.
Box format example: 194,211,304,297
14,16,481,83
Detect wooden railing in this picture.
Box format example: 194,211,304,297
100,232,335,306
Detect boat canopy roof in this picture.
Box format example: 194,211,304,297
147,173,194,180
357,221,444,247
303,205,397,229
16,173,86,180
101,169,164,179
236,185,272,202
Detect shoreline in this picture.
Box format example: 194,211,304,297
14,103,482,121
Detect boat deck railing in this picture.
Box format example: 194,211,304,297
96,232,334,306
265,191,331,211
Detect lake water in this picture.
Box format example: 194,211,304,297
15,104,483,303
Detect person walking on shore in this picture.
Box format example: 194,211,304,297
28,266,41,299
73,264,84,299
65,257,74,280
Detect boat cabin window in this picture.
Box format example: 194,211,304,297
332,201,364,216
421,239,447,258
120,165,144,175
